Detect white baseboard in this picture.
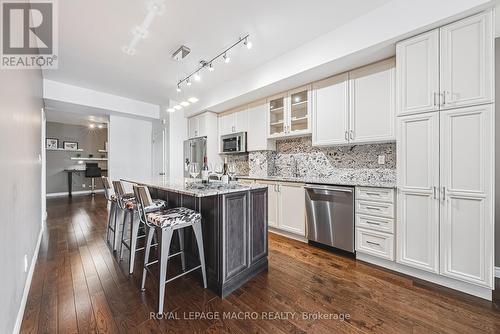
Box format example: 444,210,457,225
46,189,104,198
268,227,308,243
13,227,43,334
495,266,500,278
356,253,492,301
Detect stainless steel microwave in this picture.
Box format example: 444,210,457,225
221,132,247,154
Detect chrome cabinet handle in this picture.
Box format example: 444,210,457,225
366,206,382,211
433,186,437,199
433,92,437,107
442,91,446,105
442,186,446,200
345,131,348,140
366,240,381,246
366,221,381,226
349,130,354,140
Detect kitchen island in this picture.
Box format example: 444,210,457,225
122,178,269,298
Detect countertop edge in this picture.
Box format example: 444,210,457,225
236,175,396,189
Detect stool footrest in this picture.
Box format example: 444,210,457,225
165,265,201,284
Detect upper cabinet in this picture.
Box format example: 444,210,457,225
188,112,214,138
268,86,311,139
312,73,349,146
396,11,493,116
218,108,248,135
312,58,396,146
440,12,493,109
247,100,276,151
349,58,395,144
396,30,440,115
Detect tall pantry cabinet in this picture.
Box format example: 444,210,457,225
396,10,494,289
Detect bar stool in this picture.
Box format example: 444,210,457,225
133,185,207,315
102,176,119,250
113,181,166,274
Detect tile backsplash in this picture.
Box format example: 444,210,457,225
226,136,395,178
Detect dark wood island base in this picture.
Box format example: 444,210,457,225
147,185,269,298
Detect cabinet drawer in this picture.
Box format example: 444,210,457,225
356,187,394,203
356,200,394,218
356,228,394,260
356,214,394,233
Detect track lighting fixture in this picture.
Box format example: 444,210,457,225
175,34,251,91
176,84,181,92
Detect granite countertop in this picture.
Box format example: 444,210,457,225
121,177,268,198
237,168,396,188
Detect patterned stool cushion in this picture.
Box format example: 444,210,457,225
146,207,200,228
125,198,166,212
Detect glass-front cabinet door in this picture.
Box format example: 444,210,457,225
268,93,286,137
288,86,310,135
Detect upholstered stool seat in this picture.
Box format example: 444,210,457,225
146,207,201,228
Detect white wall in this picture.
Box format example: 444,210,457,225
108,115,153,187
43,79,160,119
0,62,44,332
168,109,188,180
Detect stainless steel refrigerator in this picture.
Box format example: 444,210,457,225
183,137,207,178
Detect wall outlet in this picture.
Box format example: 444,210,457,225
378,155,386,165
82,184,86,188
24,254,28,273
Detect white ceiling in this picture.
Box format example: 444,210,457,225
43,0,392,109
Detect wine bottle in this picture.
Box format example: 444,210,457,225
221,158,229,184
201,156,209,184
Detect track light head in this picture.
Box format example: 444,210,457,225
176,84,181,92
194,72,201,81
224,53,230,63
208,63,214,71
186,77,192,86
244,37,252,49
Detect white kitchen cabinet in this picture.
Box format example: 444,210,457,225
188,112,211,139
311,58,395,146
396,112,440,273
349,58,396,143
268,86,311,139
312,73,349,146
440,104,493,288
355,186,396,261
246,100,276,151
440,11,493,109
396,30,440,116
396,11,493,116
218,108,248,136
278,183,306,236
257,180,306,237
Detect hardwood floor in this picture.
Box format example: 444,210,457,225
21,195,500,333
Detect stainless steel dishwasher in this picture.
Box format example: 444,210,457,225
305,184,354,253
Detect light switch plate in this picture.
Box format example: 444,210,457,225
378,155,386,165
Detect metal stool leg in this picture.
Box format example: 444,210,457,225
120,210,129,260
141,226,155,291
178,229,186,271
192,220,207,289
106,201,113,245
158,228,173,315
129,212,140,274
112,207,121,251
